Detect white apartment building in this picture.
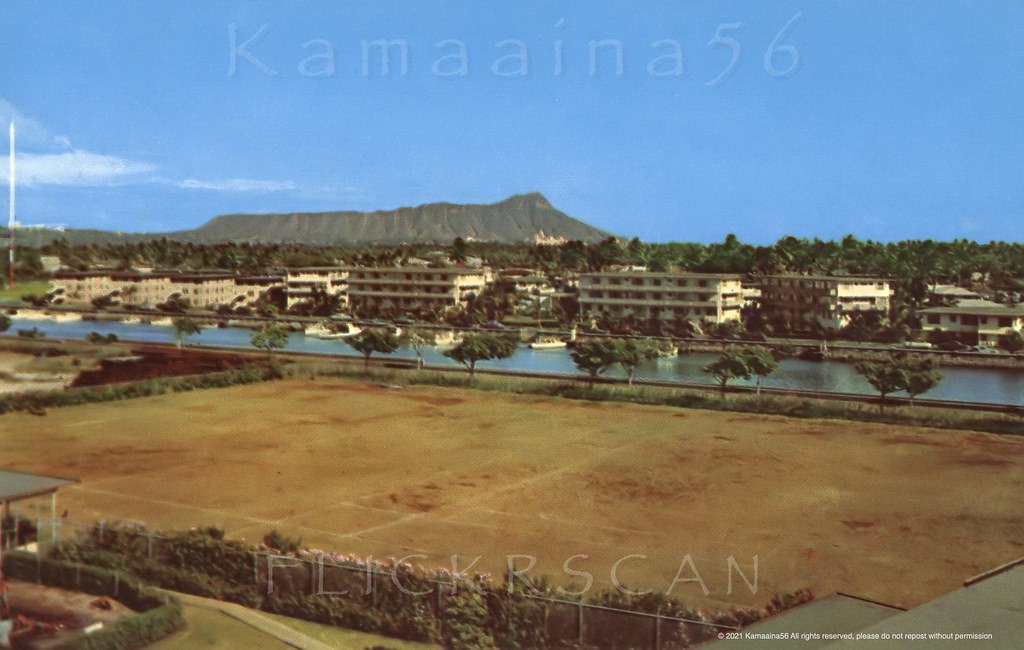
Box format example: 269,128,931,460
285,267,350,309
920,300,1024,345
51,270,284,309
759,275,892,330
233,275,286,307
578,271,744,324
346,267,489,316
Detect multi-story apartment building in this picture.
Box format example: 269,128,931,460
234,275,286,307
759,275,892,330
578,271,744,324
284,267,350,310
920,300,1024,345
346,267,489,316
51,270,284,309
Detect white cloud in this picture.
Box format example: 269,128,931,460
0,151,157,187
178,178,297,193
2,99,296,194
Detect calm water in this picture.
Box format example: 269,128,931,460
12,317,1024,406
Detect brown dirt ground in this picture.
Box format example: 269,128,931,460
0,378,1022,611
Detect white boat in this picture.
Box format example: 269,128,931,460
148,317,173,326
433,331,458,346
306,322,360,339
529,337,567,350
13,310,48,321
304,323,332,337
49,312,81,323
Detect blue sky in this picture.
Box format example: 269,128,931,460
1,1,1022,243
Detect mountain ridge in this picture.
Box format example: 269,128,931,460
17,192,613,246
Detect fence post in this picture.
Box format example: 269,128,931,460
114,569,120,596
253,551,259,586
435,581,443,635
578,600,584,644
310,556,317,595
147,532,153,559
654,608,661,650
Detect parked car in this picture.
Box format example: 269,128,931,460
481,320,507,330
902,341,934,350
935,340,971,352
972,345,1003,354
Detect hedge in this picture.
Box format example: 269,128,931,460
0,365,281,416
53,524,814,649
1,551,184,649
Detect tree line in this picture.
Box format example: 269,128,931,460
21,233,1024,291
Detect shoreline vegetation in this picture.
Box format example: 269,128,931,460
4,304,1024,371
0,337,1019,435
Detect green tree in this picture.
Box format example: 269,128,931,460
0,314,9,333
744,346,779,396
612,338,659,385
570,339,620,387
250,322,290,360
997,331,1024,353
400,327,436,369
171,317,202,349
855,359,908,412
904,357,943,404
451,237,469,264
349,328,400,370
703,348,751,397
444,333,517,377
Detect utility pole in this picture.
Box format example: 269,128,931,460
8,122,15,290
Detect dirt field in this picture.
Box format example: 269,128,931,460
1,378,1022,611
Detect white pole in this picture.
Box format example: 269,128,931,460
8,122,14,290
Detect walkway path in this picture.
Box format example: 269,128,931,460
162,590,334,650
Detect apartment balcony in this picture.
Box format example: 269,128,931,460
349,289,459,300
580,297,725,309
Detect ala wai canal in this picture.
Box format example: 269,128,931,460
11,316,1024,406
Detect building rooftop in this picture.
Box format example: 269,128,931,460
581,270,743,279
710,594,903,649
920,302,1024,316
826,559,1024,648
0,469,78,502
762,274,890,283
348,266,487,275
931,284,982,298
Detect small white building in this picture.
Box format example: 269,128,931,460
920,300,1024,345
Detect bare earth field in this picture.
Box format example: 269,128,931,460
1,378,1022,611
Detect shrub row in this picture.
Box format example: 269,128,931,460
1,550,184,649
0,365,282,416
53,524,813,649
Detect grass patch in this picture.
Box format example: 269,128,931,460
0,279,52,303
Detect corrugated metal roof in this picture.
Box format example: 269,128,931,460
709,594,902,648
0,469,77,502
825,560,1024,648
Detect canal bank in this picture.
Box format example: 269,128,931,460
5,315,1024,406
